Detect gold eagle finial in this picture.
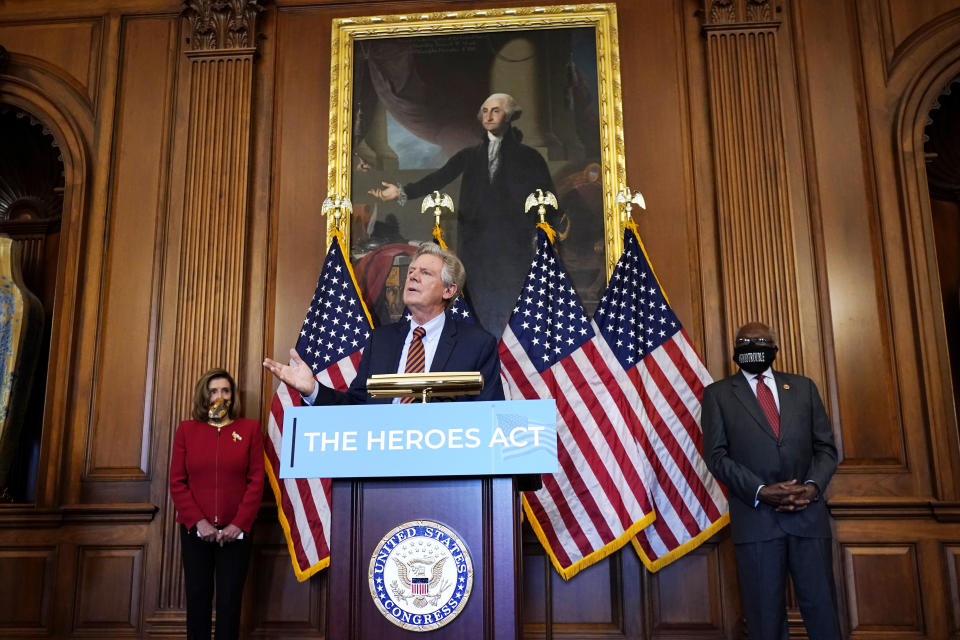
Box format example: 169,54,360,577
524,189,559,224
615,187,646,222
420,191,455,228
321,194,353,231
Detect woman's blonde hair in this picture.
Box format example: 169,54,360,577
191,368,239,421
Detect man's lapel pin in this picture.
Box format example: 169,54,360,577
782,384,790,390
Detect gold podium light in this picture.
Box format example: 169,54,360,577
366,371,484,403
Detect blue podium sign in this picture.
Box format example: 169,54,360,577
278,399,557,479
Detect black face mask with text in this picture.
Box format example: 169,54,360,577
733,345,778,375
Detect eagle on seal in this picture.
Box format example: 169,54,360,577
394,555,447,594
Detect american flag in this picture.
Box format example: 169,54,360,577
593,225,728,571
498,226,657,580
264,232,372,581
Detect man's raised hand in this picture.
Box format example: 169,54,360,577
263,348,316,397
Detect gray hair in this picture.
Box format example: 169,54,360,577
477,93,522,122
412,242,466,309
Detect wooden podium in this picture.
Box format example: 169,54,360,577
326,475,524,639
276,397,556,639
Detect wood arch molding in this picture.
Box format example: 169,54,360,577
894,42,960,502
0,52,94,509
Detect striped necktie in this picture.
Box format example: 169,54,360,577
400,327,427,404
755,374,780,437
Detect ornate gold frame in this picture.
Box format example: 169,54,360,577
327,2,626,279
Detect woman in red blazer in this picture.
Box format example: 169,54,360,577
170,368,264,640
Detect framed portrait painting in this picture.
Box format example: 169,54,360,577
327,4,627,332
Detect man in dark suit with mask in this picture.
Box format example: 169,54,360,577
701,322,841,640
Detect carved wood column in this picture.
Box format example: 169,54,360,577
158,0,263,612
702,0,803,371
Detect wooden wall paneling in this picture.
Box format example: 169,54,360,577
0,14,100,509
521,536,548,629
152,1,265,628
241,0,276,422
74,544,144,633
84,14,177,503
701,0,826,387
842,543,923,634
877,0,960,78
52,11,125,508
10,1,960,638
647,543,724,636
782,0,844,467
945,544,960,635
615,0,704,346
849,0,960,504
0,545,56,634
886,17,960,507
249,542,325,636
521,540,643,639
790,0,910,485
152,8,193,626
127,11,185,638
682,0,727,374
616,548,643,639
0,17,103,109
551,556,618,628
268,6,334,368
169,50,253,395
834,518,960,640
0,521,160,638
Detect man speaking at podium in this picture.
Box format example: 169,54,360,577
264,242,504,404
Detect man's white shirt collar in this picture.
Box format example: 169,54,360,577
740,366,775,383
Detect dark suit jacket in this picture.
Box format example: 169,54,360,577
312,311,505,405
701,370,838,544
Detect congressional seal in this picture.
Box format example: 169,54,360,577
368,520,474,631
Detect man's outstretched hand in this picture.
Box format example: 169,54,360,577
368,181,400,201
263,348,315,397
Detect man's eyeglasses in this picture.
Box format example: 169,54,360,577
735,337,775,346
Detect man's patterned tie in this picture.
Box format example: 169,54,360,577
400,326,427,404
755,374,780,438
